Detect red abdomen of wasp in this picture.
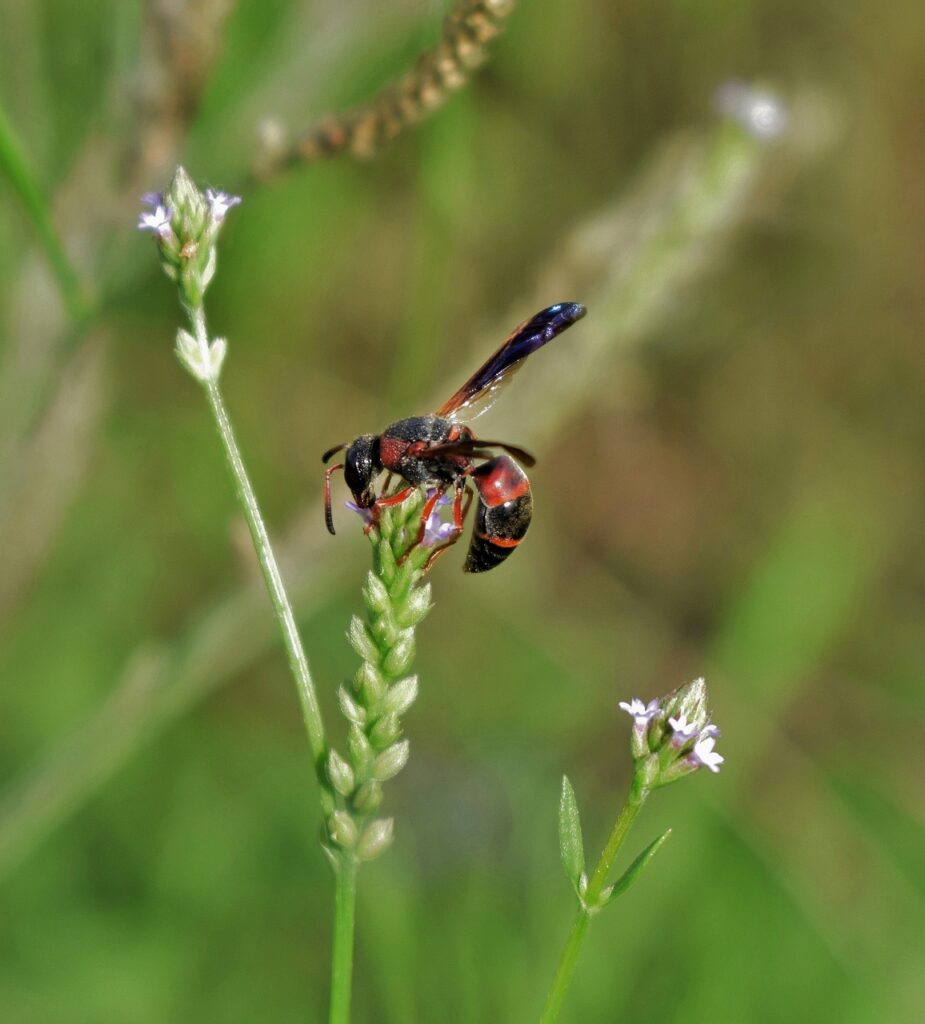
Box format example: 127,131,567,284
464,456,533,573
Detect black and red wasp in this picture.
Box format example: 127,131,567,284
322,302,586,572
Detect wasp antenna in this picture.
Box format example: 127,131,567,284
324,463,344,534
322,442,347,464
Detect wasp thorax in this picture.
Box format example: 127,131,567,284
345,435,380,507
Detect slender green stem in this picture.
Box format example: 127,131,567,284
329,856,358,1024
191,307,330,806
540,786,648,1024
0,103,90,324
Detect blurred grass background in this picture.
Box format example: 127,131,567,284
1,1,924,1022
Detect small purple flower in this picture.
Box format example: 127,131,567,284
690,733,724,773
345,500,374,527
140,192,164,208
421,491,456,548
668,714,699,747
138,202,173,239
619,698,660,727
205,188,242,223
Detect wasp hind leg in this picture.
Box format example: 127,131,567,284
419,482,473,573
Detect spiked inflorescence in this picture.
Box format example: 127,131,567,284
259,0,518,173
322,492,438,865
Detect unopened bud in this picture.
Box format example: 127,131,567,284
347,616,379,664
382,675,418,717
662,677,708,734
372,740,410,781
327,749,355,797
352,781,383,814
376,541,398,585
347,724,373,773
369,713,401,749
338,686,367,725
355,661,386,706
328,810,358,849
371,610,399,648
397,583,432,627
363,572,390,615
357,818,394,861
383,632,415,677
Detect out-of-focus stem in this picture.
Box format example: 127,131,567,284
0,104,90,324
329,856,358,1024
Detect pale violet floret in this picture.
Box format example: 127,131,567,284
421,492,456,548
205,188,242,222
691,733,724,773
137,202,173,239
667,714,699,746
618,698,660,726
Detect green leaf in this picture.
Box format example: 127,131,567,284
602,828,672,906
558,776,586,896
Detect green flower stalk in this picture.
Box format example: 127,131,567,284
139,169,330,777
324,493,435,865
542,676,725,1023
142,171,451,1023
324,493,439,1022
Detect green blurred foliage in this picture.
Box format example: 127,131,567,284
1,1,924,1022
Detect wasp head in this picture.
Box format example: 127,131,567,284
344,434,380,507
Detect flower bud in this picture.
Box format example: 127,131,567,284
347,615,379,665
370,610,399,648
392,559,417,601
347,724,373,773
363,572,390,615
397,583,432,628
372,740,410,781
328,810,358,849
357,818,394,861
663,677,708,733
338,685,367,725
355,661,386,706
369,713,401,749
352,781,383,814
382,675,418,717
327,748,355,797
166,166,209,239
376,541,398,585
383,631,415,677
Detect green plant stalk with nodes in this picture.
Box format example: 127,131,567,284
323,493,437,1022
541,677,724,1022
142,167,441,1024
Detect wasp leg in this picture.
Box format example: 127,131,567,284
362,484,418,535
420,482,474,573
374,484,416,510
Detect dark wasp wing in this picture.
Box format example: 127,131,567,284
436,302,586,423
